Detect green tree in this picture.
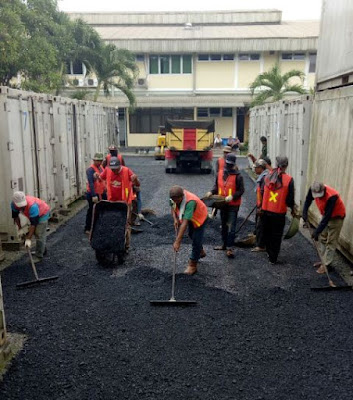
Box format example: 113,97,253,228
90,44,138,107
249,64,307,107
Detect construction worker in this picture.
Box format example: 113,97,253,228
302,182,346,274
207,153,244,258
100,157,139,250
251,159,269,252
102,144,125,168
85,152,106,234
261,156,296,264
11,192,50,263
247,136,268,164
215,145,232,176
170,185,208,275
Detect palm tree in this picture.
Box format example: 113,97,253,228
249,64,307,107
90,44,139,107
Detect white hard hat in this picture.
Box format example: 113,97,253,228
13,191,27,208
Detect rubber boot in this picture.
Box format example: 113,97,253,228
184,259,198,275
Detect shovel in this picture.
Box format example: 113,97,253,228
133,212,154,226
17,248,59,289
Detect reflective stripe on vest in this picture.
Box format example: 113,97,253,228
217,173,241,207
175,190,208,228
315,185,346,218
106,166,132,204
262,172,292,214
15,196,50,219
86,164,105,196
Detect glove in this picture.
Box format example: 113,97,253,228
205,191,212,198
138,213,144,220
17,228,26,238
25,239,32,248
225,195,233,203
92,196,99,204
311,231,319,241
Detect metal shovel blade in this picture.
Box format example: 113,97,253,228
16,276,59,289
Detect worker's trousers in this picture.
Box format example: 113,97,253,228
318,217,344,267
220,206,239,249
255,211,266,248
263,212,286,263
188,221,206,261
34,221,48,259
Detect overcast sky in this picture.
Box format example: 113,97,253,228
58,0,322,20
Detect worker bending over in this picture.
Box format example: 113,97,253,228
302,181,346,274
11,191,50,263
85,152,106,234
100,157,140,250
207,153,244,258
170,186,208,275
261,156,296,264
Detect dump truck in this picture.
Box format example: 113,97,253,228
154,126,166,160
164,119,215,173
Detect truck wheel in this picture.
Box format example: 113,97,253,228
165,168,171,173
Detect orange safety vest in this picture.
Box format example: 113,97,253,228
175,190,208,228
105,166,133,204
217,173,242,207
262,171,292,214
106,153,124,167
86,164,106,196
217,157,225,182
256,185,262,208
315,185,346,218
14,196,50,219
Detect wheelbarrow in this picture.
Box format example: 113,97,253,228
90,201,129,266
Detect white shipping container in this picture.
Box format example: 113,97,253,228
249,96,312,207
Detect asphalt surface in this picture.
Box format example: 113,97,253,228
1,156,353,400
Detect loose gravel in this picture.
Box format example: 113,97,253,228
1,156,353,400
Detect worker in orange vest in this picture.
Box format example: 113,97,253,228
102,144,125,168
85,153,107,234
11,192,50,263
302,181,346,274
170,185,208,275
207,153,244,258
215,145,232,177
262,156,296,264
100,156,139,250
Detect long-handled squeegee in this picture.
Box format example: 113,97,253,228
16,248,59,289
150,246,196,307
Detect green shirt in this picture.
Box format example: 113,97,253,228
182,200,196,220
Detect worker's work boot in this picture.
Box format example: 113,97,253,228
200,248,206,258
184,259,198,275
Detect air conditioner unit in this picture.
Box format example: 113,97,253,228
78,79,84,87
87,78,98,87
137,78,147,88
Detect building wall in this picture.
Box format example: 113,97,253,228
238,61,261,88
279,60,307,85
127,133,159,147
148,74,193,89
195,62,235,89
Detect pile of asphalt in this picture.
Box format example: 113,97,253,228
1,157,353,400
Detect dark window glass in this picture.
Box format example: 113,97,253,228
197,108,209,118
309,53,317,73
282,53,292,60
135,54,144,62
198,54,209,61
239,54,249,61
72,61,83,74
250,53,260,61
210,54,222,61
223,54,234,60
293,53,305,60
209,108,221,117
171,55,181,73
182,55,192,73
149,56,158,74
222,108,233,117
160,55,170,74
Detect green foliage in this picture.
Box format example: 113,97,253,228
70,89,90,100
249,64,307,107
0,0,138,105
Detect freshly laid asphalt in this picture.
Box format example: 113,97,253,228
1,156,353,400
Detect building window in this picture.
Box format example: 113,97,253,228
210,54,222,61
135,54,145,62
309,53,317,73
129,108,194,133
149,55,192,74
209,108,221,117
239,53,260,61
72,60,84,74
223,54,235,61
198,54,236,61
222,108,233,117
197,107,233,118
198,54,209,61
197,108,209,118
281,52,305,60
